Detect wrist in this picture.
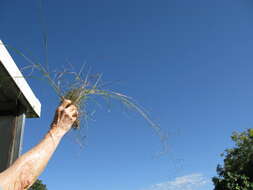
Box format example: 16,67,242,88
49,124,67,139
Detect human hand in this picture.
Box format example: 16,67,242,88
51,99,78,134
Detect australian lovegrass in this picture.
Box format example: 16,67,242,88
0,42,168,151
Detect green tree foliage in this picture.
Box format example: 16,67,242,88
212,129,253,190
29,179,47,190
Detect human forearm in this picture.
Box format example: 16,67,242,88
0,99,77,190
0,126,66,190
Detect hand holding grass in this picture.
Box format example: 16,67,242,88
51,99,78,135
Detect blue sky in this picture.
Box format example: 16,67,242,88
1,0,253,189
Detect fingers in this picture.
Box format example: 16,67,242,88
66,104,77,112
72,110,78,118
61,99,72,108
57,99,72,113
66,105,78,117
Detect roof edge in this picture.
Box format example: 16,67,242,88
0,40,41,118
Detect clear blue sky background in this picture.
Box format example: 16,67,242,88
1,0,253,189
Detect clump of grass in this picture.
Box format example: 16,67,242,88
1,42,167,151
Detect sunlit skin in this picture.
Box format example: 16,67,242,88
0,99,78,190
